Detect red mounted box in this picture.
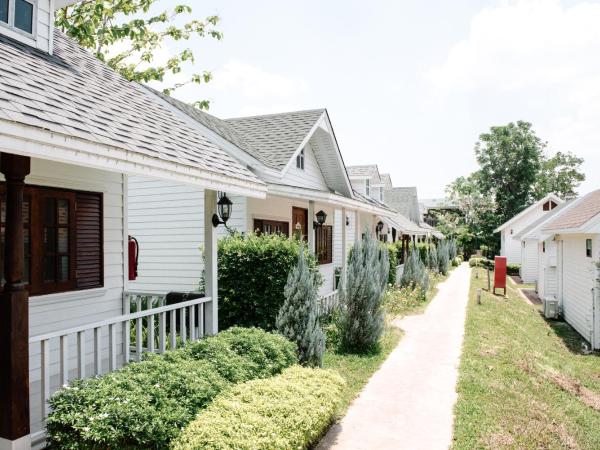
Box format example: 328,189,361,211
493,256,507,295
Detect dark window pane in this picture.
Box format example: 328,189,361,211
58,256,69,281
23,197,30,224
15,0,33,34
57,199,68,225
1,198,5,223
43,256,55,282
0,0,8,24
24,228,29,253
44,228,56,253
44,198,56,225
58,228,68,253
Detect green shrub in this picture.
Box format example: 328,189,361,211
171,366,345,450
437,240,450,275
276,245,325,367
340,232,388,353
427,243,439,272
218,233,320,330
401,248,429,296
387,243,398,285
47,328,297,449
507,263,521,276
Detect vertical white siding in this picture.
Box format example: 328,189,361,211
520,239,539,283
10,159,125,435
559,234,597,345
501,205,555,265
282,143,328,191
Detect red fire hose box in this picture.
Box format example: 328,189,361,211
493,256,507,296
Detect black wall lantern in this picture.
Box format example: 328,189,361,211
376,221,384,233
212,193,233,227
313,210,327,228
346,216,350,226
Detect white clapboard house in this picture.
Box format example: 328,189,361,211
494,193,563,265
541,190,600,348
128,95,400,297
0,3,268,448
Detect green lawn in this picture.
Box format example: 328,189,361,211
453,268,600,450
323,325,401,418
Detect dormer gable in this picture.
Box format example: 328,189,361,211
0,0,77,54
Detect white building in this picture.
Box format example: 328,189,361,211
494,193,562,265
542,190,600,348
0,3,267,448
128,101,398,297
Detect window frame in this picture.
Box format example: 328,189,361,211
296,149,305,170
0,0,37,38
0,183,103,296
253,218,290,237
586,238,592,258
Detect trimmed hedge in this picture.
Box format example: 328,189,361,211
218,233,320,330
46,327,297,449
468,258,520,276
171,366,345,450
387,243,398,285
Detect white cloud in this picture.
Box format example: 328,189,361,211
426,0,600,194
212,60,309,100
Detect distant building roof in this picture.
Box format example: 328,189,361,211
421,198,458,210
543,190,600,233
385,187,421,223
380,173,393,189
347,165,381,182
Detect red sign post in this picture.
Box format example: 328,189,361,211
493,256,507,296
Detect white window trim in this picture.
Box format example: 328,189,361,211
0,0,37,40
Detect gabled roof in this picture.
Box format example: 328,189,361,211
380,173,393,189
0,31,265,195
384,187,421,223
543,189,600,233
421,198,458,210
493,193,563,233
516,201,572,240
226,109,325,170
347,165,381,182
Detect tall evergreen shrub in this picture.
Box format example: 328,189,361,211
428,243,439,272
276,245,325,367
448,239,457,260
437,240,450,275
387,243,398,285
401,248,429,295
339,232,388,353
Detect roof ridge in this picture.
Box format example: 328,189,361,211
225,108,325,121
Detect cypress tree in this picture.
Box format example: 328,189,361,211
339,231,388,353
276,245,325,367
437,240,450,275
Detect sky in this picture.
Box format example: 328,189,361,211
149,0,598,198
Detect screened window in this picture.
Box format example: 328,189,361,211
0,0,35,35
586,239,592,258
0,184,103,295
315,225,332,265
296,149,304,170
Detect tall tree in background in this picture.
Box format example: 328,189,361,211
475,121,544,221
533,151,586,199
56,0,222,109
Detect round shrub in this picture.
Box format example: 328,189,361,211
218,233,320,330
171,366,345,450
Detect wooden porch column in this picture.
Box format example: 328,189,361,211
341,207,347,286
308,200,315,255
203,190,218,335
0,153,31,445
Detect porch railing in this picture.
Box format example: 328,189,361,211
319,290,340,316
28,292,211,425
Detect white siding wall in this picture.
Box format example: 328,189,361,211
7,159,126,434
282,143,328,191
0,0,51,53
501,205,553,264
559,234,598,346
538,239,558,299
520,239,539,283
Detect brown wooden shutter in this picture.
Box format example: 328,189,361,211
325,225,333,264
75,192,103,289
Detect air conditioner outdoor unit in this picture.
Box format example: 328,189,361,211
543,297,559,319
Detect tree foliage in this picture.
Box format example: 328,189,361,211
533,151,586,199
276,245,325,367
339,232,388,353
56,0,222,109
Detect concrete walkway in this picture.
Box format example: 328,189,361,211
318,263,472,450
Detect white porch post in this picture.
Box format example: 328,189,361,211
372,214,377,238
308,200,315,254
203,190,218,335
355,211,361,241
341,207,347,285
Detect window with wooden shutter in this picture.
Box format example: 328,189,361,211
0,183,103,295
76,192,103,289
315,225,332,265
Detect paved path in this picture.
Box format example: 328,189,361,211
318,263,472,450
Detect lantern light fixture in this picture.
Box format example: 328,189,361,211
313,210,327,228
212,193,233,228
376,221,384,233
